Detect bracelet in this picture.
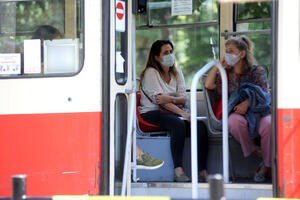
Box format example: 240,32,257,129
172,97,176,104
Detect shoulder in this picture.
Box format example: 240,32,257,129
145,67,159,76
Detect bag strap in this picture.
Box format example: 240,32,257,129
141,87,155,103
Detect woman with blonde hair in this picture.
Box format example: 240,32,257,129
205,36,271,182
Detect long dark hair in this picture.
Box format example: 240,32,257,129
139,40,178,87
225,36,256,74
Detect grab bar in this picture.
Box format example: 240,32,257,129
190,60,228,199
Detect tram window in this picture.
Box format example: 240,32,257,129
136,0,218,26
136,0,219,88
136,26,219,88
0,0,84,77
115,0,128,85
237,1,271,20
235,1,272,77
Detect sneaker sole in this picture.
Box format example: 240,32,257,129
136,161,164,170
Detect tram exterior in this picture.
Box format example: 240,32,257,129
0,0,102,196
277,0,300,198
0,0,300,198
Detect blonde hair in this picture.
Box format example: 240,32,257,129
225,36,256,74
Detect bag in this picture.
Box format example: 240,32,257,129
159,104,183,114
141,88,183,115
213,98,222,120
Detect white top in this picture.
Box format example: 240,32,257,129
139,67,187,114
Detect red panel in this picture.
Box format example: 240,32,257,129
0,112,101,196
278,109,300,198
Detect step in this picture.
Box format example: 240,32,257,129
131,182,273,200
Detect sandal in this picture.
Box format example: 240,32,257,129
253,162,270,183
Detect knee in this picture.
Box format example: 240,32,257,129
228,113,248,131
259,115,271,137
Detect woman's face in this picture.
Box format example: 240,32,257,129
225,43,240,55
155,44,173,63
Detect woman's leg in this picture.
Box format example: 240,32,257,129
258,114,272,168
185,121,208,171
141,110,186,168
228,113,257,157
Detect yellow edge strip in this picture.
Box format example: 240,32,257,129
257,198,300,200
53,196,170,200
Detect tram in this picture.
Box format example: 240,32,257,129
0,0,299,199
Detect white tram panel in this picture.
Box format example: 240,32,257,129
0,0,102,115
277,0,300,109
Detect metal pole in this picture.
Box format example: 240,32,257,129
208,174,225,200
190,60,228,199
12,175,27,200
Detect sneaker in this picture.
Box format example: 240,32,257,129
136,151,164,170
174,172,191,182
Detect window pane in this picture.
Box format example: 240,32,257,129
136,25,219,89
115,0,128,85
236,22,271,78
0,0,84,77
236,21,271,31
136,0,218,26
237,1,271,21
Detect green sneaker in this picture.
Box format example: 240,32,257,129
136,151,164,170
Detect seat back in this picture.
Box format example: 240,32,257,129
136,91,165,132
200,75,222,134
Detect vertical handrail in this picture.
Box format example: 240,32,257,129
190,60,228,199
121,92,136,196
121,11,137,196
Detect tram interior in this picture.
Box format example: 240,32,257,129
134,0,272,183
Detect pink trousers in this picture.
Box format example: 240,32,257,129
228,113,271,167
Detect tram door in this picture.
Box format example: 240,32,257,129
107,0,134,195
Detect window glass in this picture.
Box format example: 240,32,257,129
0,0,84,77
114,94,127,195
136,25,219,89
136,0,218,26
237,1,271,20
115,0,128,85
236,2,272,78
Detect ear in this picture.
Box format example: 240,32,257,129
240,50,247,59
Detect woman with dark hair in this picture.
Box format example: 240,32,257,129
205,36,271,182
139,40,208,182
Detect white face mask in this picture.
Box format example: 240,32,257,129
160,53,175,67
224,53,240,66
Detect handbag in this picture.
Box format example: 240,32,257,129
141,88,183,114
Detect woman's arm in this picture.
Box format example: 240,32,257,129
204,66,219,90
161,102,190,120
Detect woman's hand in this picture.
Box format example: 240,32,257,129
155,94,172,104
234,99,250,115
221,57,231,70
181,112,190,121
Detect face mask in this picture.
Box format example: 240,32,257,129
160,53,175,67
224,53,240,66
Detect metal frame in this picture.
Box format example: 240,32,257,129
190,60,228,199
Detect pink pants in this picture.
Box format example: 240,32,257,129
228,113,271,167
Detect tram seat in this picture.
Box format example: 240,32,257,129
200,75,223,135
136,91,167,135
